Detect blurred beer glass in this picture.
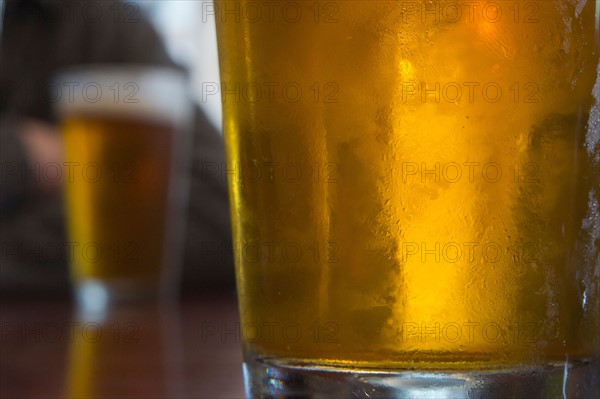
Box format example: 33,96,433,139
54,66,192,312
215,0,600,397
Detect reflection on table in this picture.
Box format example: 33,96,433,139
0,296,245,398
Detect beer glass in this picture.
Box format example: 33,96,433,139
215,0,600,397
55,66,192,312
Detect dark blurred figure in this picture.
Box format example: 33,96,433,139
0,0,234,296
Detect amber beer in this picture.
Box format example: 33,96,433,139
56,67,191,302
216,0,600,374
63,117,172,281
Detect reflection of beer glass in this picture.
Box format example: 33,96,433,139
215,0,600,396
65,305,184,398
55,67,192,311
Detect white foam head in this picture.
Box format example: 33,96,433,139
53,65,193,127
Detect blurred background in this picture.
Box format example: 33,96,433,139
1,0,244,397
135,0,222,131
1,0,235,295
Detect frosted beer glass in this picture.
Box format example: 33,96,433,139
215,1,600,396
55,66,192,311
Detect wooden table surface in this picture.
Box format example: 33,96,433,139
0,296,246,398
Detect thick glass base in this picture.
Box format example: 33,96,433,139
244,357,599,398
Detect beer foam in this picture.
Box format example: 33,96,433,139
53,65,193,127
